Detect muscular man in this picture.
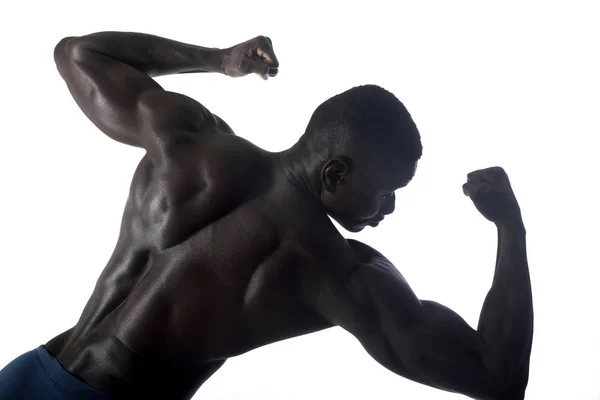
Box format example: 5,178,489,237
0,32,533,400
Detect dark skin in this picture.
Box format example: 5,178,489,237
44,32,533,400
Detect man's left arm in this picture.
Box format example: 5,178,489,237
304,167,533,400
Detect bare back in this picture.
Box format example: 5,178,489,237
46,128,353,398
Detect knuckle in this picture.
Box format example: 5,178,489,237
491,166,506,175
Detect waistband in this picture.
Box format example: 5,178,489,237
34,345,111,399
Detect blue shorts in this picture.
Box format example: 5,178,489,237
0,345,110,399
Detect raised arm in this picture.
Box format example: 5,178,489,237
53,31,278,154
304,167,533,400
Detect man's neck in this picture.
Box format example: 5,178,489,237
275,143,322,200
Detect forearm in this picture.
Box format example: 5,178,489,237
477,217,533,389
64,31,224,77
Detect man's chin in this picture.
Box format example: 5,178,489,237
340,220,371,233
331,215,378,232
346,225,366,233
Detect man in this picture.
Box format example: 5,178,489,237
0,32,533,400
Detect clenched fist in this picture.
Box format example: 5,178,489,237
463,167,522,226
221,36,279,80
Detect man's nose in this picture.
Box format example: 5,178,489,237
381,193,395,215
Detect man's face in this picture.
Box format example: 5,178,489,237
320,156,416,232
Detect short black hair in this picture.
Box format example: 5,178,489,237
301,85,422,163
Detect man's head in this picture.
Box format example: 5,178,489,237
298,85,422,232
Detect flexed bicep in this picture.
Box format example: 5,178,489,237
304,239,522,400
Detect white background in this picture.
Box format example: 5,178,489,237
1,1,599,399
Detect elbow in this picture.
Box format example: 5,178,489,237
488,386,526,400
54,37,77,63
54,36,88,71
482,336,532,399
486,369,529,400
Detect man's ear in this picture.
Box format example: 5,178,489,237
321,157,352,193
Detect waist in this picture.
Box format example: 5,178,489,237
34,345,111,399
59,333,216,399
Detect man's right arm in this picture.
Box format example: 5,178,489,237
53,32,278,154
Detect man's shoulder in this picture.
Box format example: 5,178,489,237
163,132,272,183
291,224,361,282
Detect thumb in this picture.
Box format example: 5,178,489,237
463,182,477,197
462,182,490,197
242,59,270,80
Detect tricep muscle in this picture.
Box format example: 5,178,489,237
54,37,214,152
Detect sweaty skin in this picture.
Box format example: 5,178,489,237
46,32,533,400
